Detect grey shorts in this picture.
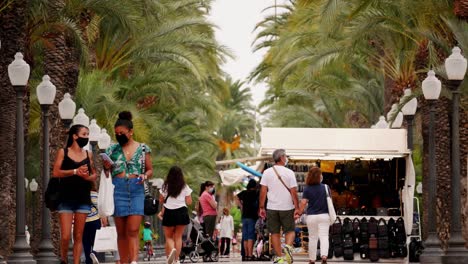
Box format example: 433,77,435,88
267,209,295,234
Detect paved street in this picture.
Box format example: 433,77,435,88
101,254,410,264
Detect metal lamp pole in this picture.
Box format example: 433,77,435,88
400,89,418,150
444,46,468,263
28,179,38,241
35,75,59,264
7,52,36,264
420,70,444,263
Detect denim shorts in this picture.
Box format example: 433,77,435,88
242,218,256,240
58,201,91,214
113,177,144,217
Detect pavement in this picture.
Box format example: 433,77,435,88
100,253,410,264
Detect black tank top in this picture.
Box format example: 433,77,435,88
60,148,92,204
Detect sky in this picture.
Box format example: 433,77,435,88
209,0,287,107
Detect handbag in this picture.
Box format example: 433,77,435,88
93,226,118,252
45,177,61,211
98,170,114,217
141,145,159,215
324,184,337,225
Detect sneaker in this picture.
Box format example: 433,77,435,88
90,253,99,264
167,248,177,264
130,262,138,264
283,245,294,264
273,257,285,264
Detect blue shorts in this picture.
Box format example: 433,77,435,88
58,201,91,214
113,177,144,217
242,218,256,241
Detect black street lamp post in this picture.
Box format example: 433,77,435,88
444,46,468,263
28,179,38,241
8,52,36,264
420,70,444,263
7,53,36,263
35,75,59,264
400,88,418,150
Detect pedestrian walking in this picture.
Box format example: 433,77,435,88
219,208,234,257
236,179,259,261
102,111,153,264
159,166,193,264
259,149,299,264
298,167,331,264
199,181,217,238
83,184,108,264
52,124,97,264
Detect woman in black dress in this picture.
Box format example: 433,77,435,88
52,124,97,264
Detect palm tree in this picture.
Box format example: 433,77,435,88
0,0,29,257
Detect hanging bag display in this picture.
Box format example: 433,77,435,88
98,170,114,217
324,184,337,225
377,218,390,258
352,218,361,252
141,145,159,215
331,218,343,257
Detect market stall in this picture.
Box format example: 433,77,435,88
260,128,415,262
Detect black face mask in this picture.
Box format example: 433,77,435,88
76,137,89,148
116,134,129,146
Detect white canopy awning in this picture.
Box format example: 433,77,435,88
261,127,410,160
218,163,263,186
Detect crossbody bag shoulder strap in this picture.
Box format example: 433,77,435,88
140,144,150,196
272,166,291,194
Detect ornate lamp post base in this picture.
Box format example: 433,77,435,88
444,232,468,264
35,239,59,264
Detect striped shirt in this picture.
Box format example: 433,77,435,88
86,191,100,222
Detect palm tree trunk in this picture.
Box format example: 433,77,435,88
42,0,81,254
454,0,468,20
0,0,28,257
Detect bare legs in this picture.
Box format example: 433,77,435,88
59,212,88,264
244,240,254,257
163,225,187,261
115,215,143,263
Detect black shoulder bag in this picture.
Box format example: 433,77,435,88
45,148,67,211
141,145,159,215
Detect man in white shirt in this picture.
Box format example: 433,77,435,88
259,149,299,264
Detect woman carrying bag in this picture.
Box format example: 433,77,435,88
102,111,153,264
298,167,334,264
52,124,97,264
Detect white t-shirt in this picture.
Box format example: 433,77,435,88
219,215,234,238
161,185,192,210
260,165,297,210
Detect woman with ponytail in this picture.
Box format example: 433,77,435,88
52,124,97,264
199,181,217,238
102,111,153,264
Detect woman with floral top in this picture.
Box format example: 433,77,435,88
103,111,153,264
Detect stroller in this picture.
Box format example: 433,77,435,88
180,218,219,263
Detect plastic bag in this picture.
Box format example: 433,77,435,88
98,171,114,217
93,226,118,252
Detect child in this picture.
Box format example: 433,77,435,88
143,222,154,257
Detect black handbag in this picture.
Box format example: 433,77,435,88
45,177,61,211
141,145,159,215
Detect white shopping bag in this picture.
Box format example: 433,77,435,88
93,226,118,252
98,170,114,217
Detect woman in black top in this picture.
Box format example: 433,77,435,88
52,124,97,264
236,179,259,261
